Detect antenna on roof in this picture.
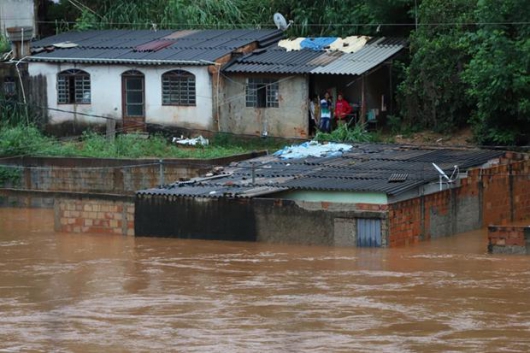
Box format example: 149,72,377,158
432,163,459,191
273,13,292,31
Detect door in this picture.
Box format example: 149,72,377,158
122,70,145,132
357,218,382,247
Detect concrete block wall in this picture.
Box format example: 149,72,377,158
1,154,262,195
55,198,135,236
24,164,194,194
0,190,55,208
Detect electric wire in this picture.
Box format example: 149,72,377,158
24,19,530,27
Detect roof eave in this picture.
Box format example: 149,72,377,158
27,57,213,66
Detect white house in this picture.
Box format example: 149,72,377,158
27,29,282,132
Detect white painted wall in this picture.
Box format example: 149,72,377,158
28,63,215,130
0,0,34,34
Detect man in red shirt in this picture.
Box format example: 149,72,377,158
334,93,352,127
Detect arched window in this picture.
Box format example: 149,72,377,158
161,70,196,106
57,69,91,104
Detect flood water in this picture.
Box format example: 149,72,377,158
1,208,530,353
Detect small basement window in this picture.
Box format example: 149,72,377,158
246,78,279,108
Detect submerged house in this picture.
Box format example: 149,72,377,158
135,144,530,247
26,29,282,133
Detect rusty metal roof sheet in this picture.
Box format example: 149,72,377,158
137,144,505,198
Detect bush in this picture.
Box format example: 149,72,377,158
314,123,376,143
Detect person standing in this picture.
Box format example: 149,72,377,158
319,92,332,133
334,92,352,127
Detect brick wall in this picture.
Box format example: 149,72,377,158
55,197,134,236
488,225,530,254
388,198,422,247
389,157,530,247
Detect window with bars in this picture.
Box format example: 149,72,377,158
246,78,279,108
162,70,196,106
57,69,91,104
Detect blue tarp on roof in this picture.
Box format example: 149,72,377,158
300,37,337,51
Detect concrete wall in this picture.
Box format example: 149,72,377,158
277,190,388,204
221,74,309,139
0,0,34,34
0,189,55,208
254,199,388,247
28,63,214,130
0,154,258,195
135,195,389,247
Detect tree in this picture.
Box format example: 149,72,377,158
397,0,475,132
462,0,530,145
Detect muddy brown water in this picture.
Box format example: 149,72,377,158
1,208,530,353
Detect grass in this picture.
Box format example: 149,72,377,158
0,126,290,159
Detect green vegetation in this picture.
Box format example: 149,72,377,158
32,0,530,146
314,124,377,143
0,35,10,53
0,166,21,187
0,125,287,159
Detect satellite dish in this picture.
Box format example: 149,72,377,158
273,13,292,31
432,163,459,190
432,163,450,181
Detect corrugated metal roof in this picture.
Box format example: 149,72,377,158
223,37,406,76
30,29,283,65
137,144,505,198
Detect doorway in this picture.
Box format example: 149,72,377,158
122,70,145,132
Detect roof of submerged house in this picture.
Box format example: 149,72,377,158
137,143,505,199
223,36,407,76
28,29,283,65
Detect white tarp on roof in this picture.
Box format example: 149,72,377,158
273,142,353,160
